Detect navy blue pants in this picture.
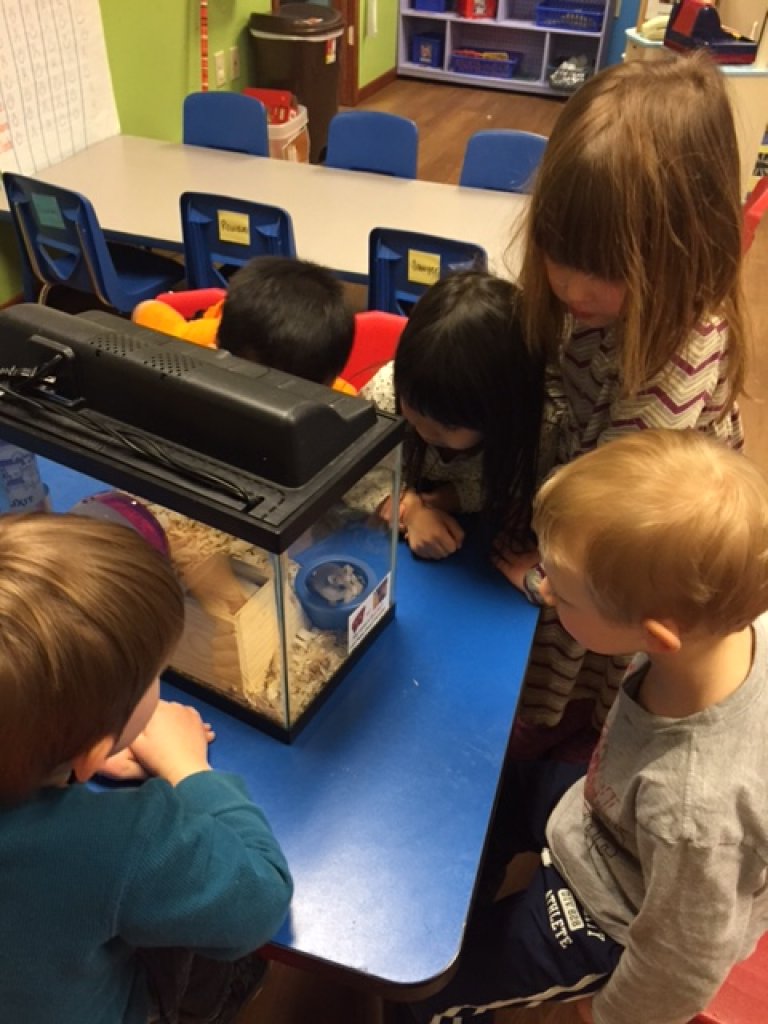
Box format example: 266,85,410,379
407,762,623,1024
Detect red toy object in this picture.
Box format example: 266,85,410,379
242,88,297,124
743,177,768,253
664,0,759,64
691,934,768,1023
153,288,226,319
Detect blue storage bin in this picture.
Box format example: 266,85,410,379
412,0,452,10
535,2,604,31
450,48,521,79
411,32,445,67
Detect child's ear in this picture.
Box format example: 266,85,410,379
70,736,115,783
642,618,682,655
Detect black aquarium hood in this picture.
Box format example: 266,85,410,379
0,305,403,551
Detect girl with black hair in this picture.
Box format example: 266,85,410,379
362,270,546,561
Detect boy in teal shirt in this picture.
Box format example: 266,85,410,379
0,514,292,1023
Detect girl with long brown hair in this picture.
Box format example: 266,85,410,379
497,51,749,757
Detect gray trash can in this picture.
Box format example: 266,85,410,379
249,4,344,164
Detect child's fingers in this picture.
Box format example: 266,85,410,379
444,517,465,546
97,749,149,782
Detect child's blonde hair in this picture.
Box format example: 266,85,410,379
533,431,768,635
519,52,746,405
0,514,184,803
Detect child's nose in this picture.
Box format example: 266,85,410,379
559,272,590,306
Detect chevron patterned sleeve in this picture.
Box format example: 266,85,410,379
597,318,744,449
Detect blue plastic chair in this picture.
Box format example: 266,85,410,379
459,130,548,193
325,112,419,179
181,191,297,289
182,91,270,157
368,227,488,315
2,173,185,313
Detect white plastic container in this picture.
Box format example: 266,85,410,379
268,105,310,163
0,443,49,512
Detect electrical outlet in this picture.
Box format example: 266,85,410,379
214,50,226,88
229,46,241,81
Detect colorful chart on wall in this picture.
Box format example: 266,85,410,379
0,0,118,176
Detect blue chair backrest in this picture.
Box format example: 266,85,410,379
459,130,548,193
368,227,488,315
181,191,297,289
183,92,269,157
3,172,139,311
326,112,419,179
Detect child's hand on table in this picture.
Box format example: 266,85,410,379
402,494,464,559
492,546,540,592
99,700,215,784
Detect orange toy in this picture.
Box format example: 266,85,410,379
131,297,222,349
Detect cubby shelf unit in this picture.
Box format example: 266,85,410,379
398,0,612,97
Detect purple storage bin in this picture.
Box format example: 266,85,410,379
411,32,445,66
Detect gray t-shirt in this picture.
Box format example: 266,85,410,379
547,612,768,1024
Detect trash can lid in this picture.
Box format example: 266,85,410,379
249,4,344,37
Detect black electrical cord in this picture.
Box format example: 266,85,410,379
0,378,261,510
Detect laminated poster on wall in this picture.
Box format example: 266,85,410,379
0,0,119,176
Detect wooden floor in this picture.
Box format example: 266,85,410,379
237,74,768,1024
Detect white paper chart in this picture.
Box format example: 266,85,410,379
0,0,119,176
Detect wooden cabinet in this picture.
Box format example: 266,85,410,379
397,0,613,96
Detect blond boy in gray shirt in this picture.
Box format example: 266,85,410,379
405,429,768,1024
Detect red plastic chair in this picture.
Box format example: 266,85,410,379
691,934,768,1023
154,288,226,318
743,177,768,253
342,311,407,390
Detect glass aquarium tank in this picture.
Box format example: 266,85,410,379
0,305,404,740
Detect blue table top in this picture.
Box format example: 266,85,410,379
41,458,539,996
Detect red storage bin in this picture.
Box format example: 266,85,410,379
457,0,498,17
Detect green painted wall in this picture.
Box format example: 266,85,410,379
99,0,271,141
0,0,273,303
358,0,398,89
0,0,398,302
99,0,398,132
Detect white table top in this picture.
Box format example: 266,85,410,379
0,135,527,281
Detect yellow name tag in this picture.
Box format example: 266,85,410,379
217,210,250,246
407,249,440,286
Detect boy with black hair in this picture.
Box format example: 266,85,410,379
133,256,356,390
217,256,355,388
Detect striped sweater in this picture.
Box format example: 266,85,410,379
556,315,743,464
519,315,744,729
